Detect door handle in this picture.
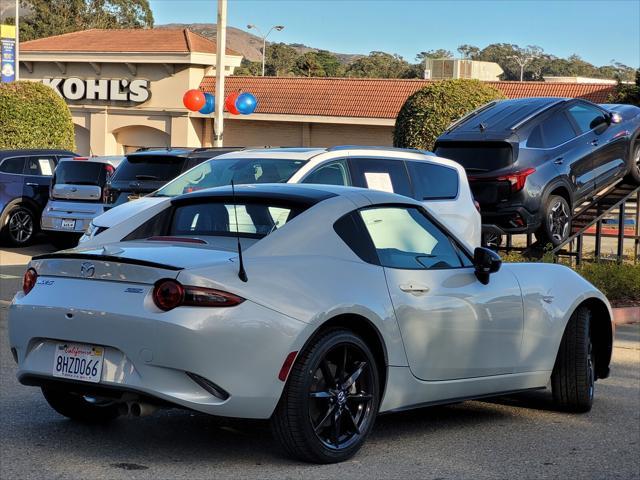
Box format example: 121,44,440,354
399,284,430,296
553,157,563,165
25,182,39,187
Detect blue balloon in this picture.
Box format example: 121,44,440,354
198,93,215,114
235,92,257,115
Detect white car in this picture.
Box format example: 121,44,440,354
10,184,612,463
79,146,482,251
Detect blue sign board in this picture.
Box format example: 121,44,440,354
1,37,16,82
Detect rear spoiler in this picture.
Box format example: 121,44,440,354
32,253,183,271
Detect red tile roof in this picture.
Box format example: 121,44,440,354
199,77,615,119
21,28,241,56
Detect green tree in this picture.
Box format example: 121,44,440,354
416,49,453,62
608,69,640,106
234,58,262,76
295,52,324,77
457,44,480,59
17,0,153,42
393,79,506,151
0,81,75,150
314,50,344,77
265,43,298,76
346,51,411,78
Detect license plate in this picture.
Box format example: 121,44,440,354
53,343,104,383
61,219,76,230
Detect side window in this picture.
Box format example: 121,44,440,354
25,156,56,176
0,157,26,174
568,104,607,134
350,158,412,197
359,206,465,270
302,160,351,186
527,111,577,148
407,161,458,200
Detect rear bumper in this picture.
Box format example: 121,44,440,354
41,201,106,233
8,280,307,419
480,205,541,234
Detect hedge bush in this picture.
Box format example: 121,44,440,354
393,79,506,151
0,81,75,150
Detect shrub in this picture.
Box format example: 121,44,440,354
393,79,506,151
607,69,640,107
0,81,75,150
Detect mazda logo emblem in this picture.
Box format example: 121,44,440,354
80,262,95,278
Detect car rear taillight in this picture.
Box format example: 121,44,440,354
152,279,244,311
468,168,535,193
23,268,38,295
496,168,536,192
474,200,481,212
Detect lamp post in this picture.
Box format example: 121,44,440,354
247,24,284,76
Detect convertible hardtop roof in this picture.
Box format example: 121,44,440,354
171,183,340,207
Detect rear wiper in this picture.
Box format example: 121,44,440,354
135,174,159,180
464,168,489,173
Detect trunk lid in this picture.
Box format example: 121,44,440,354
30,242,236,284
52,183,102,201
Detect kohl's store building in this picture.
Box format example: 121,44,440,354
19,29,617,156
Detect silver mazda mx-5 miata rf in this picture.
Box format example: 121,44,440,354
9,184,613,463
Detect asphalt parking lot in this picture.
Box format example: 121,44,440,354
1,241,639,479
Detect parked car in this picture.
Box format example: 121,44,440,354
9,184,613,463
79,146,482,251
103,147,244,207
434,98,640,246
0,149,77,246
40,156,124,248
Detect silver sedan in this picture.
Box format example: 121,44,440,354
8,184,613,463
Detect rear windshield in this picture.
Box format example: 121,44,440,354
170,201,304,239
154,158,307,197
434,142,513,172
54,161,110,186
113,155,185,182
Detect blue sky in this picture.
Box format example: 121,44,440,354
149,0,640,67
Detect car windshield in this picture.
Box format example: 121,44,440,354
153,158,307,197
169,201,304,239
113,155,185,182
54,161,110,186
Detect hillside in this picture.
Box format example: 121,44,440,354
157,23,362,64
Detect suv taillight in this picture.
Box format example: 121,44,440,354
469,168,535,193
23,268,38,295
152,279,244,312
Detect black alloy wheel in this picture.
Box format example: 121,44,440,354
2,206,36,246
271,329,379,463
626,143,640,184
537,195,571,247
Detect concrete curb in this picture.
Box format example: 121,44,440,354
613,307,640,325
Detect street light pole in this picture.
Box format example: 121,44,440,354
247,24,284,76
213,0,227,147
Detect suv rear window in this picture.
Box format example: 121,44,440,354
170,201,304,239
54,161,112,186
434,142,513,172
113,155,185,182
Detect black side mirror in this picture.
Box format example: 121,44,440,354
473,247,502,285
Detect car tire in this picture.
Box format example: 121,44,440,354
535,194,572,247
624,142,640,184
49,232,82,250
0,205,37,247
41,387,121,423
271,329,380,464
550,306,595,413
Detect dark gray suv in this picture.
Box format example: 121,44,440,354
435,98,640,246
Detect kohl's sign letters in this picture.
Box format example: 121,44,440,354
43,78,150,103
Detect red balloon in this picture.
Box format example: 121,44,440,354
225,92,240,115
183,89,206,111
